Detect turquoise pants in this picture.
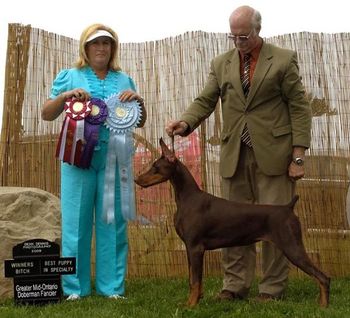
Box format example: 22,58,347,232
60,141,128,297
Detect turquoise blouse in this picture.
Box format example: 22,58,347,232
50,66,137,141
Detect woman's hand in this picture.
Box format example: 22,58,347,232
119,90,146,128
63,88,90,102
119,90,144,105
42,88,90,121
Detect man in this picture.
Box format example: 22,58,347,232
166,5,311,301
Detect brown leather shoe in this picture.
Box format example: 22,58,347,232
217,290,243,301
255,293,281,302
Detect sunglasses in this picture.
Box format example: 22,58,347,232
228,29,254,42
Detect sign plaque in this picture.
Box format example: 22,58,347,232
4,239,76,305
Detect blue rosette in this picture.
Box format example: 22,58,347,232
104,93,141,133
102,93,142,224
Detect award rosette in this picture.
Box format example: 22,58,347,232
103,93,142,224
56,98,92,166
79,98,108,168
104,93,142,134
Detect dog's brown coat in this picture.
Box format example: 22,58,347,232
135,138,330,307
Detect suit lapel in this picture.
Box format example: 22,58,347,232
225,50,246,104
246,42,273,107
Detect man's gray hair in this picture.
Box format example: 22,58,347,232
252,9,262,30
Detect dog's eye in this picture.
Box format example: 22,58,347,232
152,165,159,173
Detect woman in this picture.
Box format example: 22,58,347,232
42,23,146,300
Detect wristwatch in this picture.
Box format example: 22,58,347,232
292,157,304,166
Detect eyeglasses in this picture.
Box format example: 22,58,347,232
228,29,253,42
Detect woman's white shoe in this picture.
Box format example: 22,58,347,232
66,294,81,301
109,294,126,300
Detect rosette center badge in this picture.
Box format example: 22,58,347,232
65,98,92,120
72,102,84,113
90,105,101,116
116,107,127,118
104,93,141,134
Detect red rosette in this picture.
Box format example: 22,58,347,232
56,98,92,166
64,98,92,120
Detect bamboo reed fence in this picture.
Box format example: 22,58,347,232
1,24,350,279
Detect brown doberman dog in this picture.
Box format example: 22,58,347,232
134,138,330,308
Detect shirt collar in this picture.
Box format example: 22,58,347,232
239,38,263,61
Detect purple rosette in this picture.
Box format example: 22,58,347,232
86,98,108,125
79,98,108,168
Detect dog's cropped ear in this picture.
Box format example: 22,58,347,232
160,138,176,163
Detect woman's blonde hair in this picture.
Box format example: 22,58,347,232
75,23,121,71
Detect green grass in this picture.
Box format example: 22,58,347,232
1,276,349,318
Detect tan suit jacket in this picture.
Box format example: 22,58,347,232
181,42,311,177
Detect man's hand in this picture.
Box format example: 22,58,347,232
165,120,189,137
288,162,305,182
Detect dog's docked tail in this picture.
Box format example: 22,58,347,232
287,195,299,208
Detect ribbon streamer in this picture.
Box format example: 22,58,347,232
56,98,92,166
79,98,108,168
103,93,142,224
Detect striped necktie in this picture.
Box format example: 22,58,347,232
241,54,252,147
241,54,251,97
